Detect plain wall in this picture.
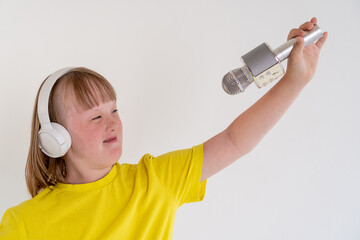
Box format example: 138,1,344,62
0,0,359,239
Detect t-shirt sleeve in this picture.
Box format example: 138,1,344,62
0,209,25,240
144,143,207,206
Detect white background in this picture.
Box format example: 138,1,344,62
1,0,359,239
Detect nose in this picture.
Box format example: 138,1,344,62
105,116,118,131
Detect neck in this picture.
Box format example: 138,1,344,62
64,161,113,184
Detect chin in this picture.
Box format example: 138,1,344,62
110,148,122,164
102,144,122,166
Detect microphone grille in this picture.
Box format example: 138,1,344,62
222,67,252,95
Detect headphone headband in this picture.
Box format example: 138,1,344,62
37,67,75,128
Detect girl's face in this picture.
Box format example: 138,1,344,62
64,100,123,169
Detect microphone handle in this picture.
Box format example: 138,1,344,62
274,25,323,62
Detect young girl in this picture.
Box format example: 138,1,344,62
0,18,327,239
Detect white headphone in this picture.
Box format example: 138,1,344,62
37,67,75,158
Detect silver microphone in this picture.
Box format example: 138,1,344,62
222,25,323,95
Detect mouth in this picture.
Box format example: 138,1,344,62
103,136,117,143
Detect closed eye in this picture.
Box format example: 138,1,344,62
112,109,118,114
92,116,101,120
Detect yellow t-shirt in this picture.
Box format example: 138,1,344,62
0,144,206,240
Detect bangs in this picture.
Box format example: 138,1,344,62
58,68,117,112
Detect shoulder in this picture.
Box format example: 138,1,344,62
6,187,52,218
141,144,203,165
119,144,203,170
136,144,204,181
0,189,50,235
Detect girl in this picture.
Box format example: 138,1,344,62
0,18,327,239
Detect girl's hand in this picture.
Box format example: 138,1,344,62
284,17,328,87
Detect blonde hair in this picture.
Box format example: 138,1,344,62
25,67,117,198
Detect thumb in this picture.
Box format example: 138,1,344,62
290,36,305,60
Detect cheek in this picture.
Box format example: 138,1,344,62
70,125,103,150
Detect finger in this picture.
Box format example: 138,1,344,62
299,21,314,31
310,17,317,25
288,28,306,40
315,31,328,50
291,36,305,59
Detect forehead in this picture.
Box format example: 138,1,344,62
57,75,117,113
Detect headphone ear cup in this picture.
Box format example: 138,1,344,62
38,123,72,158
51,122,72,155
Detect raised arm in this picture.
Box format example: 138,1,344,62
201,17,328,181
